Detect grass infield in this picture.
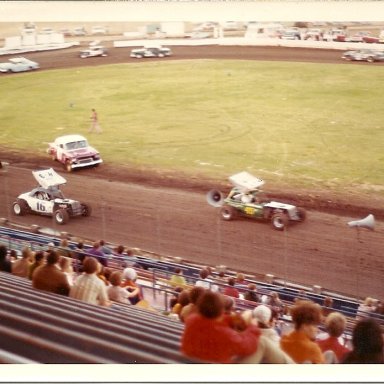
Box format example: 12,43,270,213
1,59,384,195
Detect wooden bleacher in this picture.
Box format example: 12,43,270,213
0,272,200,364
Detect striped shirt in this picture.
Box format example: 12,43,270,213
70,273,108,306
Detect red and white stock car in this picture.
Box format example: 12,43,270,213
47,134,103,172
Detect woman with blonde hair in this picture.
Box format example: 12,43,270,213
316,312,350,362
356,297,377,320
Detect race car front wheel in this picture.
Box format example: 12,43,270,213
271,212,289,231
220,205,237,221
54,209,70,225
81,203,92,217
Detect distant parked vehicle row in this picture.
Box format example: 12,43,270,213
27,25,108,37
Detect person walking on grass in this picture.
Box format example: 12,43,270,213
89,108,102,133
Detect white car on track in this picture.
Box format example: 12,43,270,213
79,41,108,58
47,134,103,172
12,168,92,225
0,57,39,73
130,45,172,59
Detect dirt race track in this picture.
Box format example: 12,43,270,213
1,45,383,300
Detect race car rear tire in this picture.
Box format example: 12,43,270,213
81,203,92,217
220,205,237,221
271,212,289,231
54,209,70,225
13,199,29,216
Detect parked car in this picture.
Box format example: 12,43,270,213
304,28,324,41
187,31,211,39
47,134,103,172
73,27,87,36
0,57,39,73
12,168,92,225
221,21,245,31
280,28,301,40
91,26,108,35
323,29,346,42
130,45,172,59
341,49,384,62
79,42,108,58
207,171,306,231
192,22,218,32
362,33,380,44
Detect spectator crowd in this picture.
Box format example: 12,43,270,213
0,239,383,364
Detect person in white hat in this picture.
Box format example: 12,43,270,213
121,267,142,305
253,304,281,345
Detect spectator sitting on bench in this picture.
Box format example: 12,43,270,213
12,246,33,278
32,250,70,296
223,277,240,298
243,283,260,303
252,304,281,345
280,300,325,363
171,289,190,319
121,267,142,305
28,250,45,280
342,318,384,364
0,244,12,273
107,270,139,304
180,286,205,323
181,290,261,363
70,257,110,307
316,312,350,363
195,267,219,292
169,267,187,288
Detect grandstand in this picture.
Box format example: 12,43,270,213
0,221,383,363
0,271,200,363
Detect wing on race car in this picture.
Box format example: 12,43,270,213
32,168,67,189
228,171,265,192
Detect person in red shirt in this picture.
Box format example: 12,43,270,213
223,277,240,298
181,290,260,363
317,312,350,362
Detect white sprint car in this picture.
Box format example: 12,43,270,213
12,168,92,225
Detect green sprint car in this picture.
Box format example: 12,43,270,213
207,171,306,231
